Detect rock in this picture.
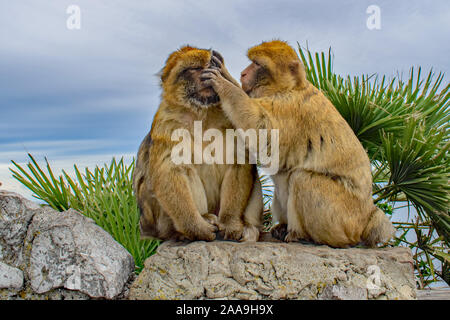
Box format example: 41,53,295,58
0,285,91,300
0,261,23,289
0,190,135,300
129,241,416,300
25,208,135,299
318,284,367,300
0,190,43,267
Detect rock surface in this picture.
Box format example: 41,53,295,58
0,190,135,299
129,241,416,300
25,208,135,299
0,261,23,289
1,190,420,300
0,191,42,268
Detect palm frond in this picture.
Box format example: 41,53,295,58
10,154,159,274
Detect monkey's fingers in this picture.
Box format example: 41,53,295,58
202,213,219,230
200,74,213,81
201,68,220,77
211,50,224,64
210,56,224,69
200,78,216,88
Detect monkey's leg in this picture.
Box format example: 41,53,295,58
153,166,217,241
218,165,254,241
285,175,309,243
269,172,291,240
270,194,288,241
187,169,218,227
241,174,264,242
286,170,366,247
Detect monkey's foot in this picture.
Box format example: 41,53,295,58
241,224,260,242
218,218,244,241
271,223,288,241
179,216,217,241
285,230,305,243
202,213,219,229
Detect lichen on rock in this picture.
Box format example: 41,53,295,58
0,190,135,300
129,240,416,300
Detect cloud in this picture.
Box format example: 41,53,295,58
0,138,136,199
0,0,449,196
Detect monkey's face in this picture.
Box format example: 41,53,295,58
244,40,307,97
180,65,220,108
240,61,272,98
161,47,220,109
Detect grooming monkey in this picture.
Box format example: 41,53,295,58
133,46,263,241
201,40,394,247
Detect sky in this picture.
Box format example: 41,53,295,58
0,0,449,197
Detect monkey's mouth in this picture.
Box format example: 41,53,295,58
187,88,220,107
241,83,253,96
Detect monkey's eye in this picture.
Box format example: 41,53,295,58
179,67,202,78
254,61,261,67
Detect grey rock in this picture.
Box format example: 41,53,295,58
25,208,135,299
0,190,135,300
129,241,416,300
318,285,367,300
0,190,43,267
0,261,23,289
0,286,90,300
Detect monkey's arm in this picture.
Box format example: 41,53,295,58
150,161,217,241
217,165,254,240
201,68,272,131
221,67,241,87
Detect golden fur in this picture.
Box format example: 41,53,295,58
202,40,394,247
133,46,263,241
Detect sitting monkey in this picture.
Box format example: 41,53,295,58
201,40,394,247
133,46,263,241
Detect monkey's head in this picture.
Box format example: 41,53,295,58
241,40,307,98
160,46,220,109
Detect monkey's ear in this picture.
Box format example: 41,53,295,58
288,61,307,89
288,61,300,75
156,68,165,84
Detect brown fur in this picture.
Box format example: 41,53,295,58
133,46,263,241
201,40,394,247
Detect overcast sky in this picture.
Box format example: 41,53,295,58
0,0,449,196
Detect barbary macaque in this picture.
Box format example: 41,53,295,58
201,40,394,247
133,46,263,241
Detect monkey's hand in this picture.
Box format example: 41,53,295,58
201,68,240,99
211,50,240,87
201,68,262,132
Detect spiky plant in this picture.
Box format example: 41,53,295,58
10,155,159,274
296,44,449,287
10,46,449,287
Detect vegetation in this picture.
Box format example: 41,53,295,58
295,44,449,287
10,156,159,274
10,46,449,286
